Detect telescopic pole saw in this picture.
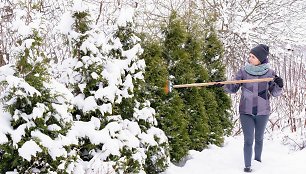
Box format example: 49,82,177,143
164,78,273,94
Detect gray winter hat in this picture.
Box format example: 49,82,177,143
250,44,269,64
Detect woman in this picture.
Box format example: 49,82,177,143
219,44,283,172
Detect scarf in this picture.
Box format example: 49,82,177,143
244,63,270,76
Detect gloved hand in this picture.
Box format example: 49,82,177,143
274,75,283,88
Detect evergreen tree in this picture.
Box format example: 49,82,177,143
61,9,105,162
141,40,190,163
202,27,233,143
142,12,233,160
0,11,75,173
54,5,169,173
108,12,169,174
163,12,211,151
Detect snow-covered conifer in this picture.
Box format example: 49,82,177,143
53,1,169,173
0,6,76,173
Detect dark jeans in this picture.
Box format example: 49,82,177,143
240,114,269,167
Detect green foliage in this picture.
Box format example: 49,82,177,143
203,29,226,80
141,38,190,163
111,21,170,172
113,147,142,173
0,25,75,173
78,138,96,161
200,89,224,145
144,141,169,174
183,88,210,150
0,140,23,173
0,139,69,174
71,11,92,58
73,11,91,34
203,28,233,140
139,39,168,99
16,30,50,90
214,88,233,136
142,11,233,163
69,10,106,123
65,8,170,172
164,12,211,152
1,90,72,173
75,63,104,97
115,23,136,50
159,92,190,162
109,22,145,122
68,10,107,162
112,91,136,122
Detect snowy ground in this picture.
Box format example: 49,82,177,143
163,135,306,174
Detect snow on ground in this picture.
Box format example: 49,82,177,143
163,135,306,174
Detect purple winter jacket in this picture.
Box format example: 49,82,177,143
224,68,282,116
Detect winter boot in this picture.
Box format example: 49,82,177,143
244,167,252,172
255,159,262,162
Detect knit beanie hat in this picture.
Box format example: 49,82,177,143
250,44,269,64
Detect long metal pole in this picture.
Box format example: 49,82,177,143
173,78,274,88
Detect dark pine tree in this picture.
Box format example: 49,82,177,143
163,12,210,152
141,39,190,163
202,27,233,144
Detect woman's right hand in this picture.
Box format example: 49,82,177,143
274,75,284,88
